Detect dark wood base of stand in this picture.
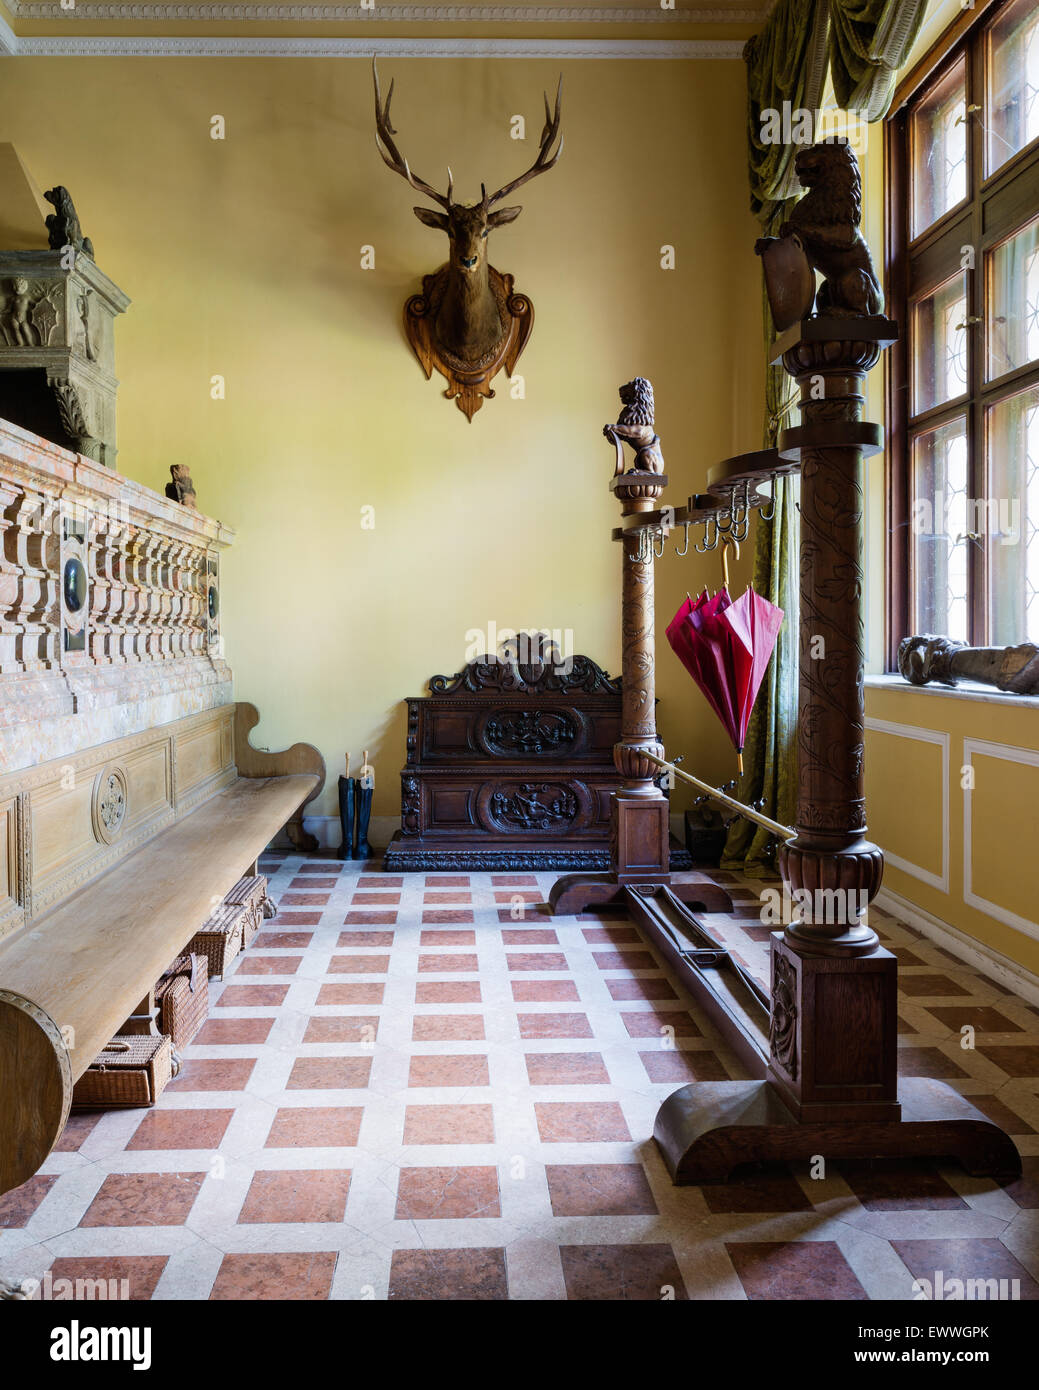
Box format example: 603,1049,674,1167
384,834,692,875
654,1077,1023,1185
549,870,733,916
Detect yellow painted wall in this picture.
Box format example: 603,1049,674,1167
0,56,763,821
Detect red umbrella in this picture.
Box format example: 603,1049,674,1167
666,571,784,775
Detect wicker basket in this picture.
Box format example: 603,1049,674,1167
187,902,247,980
72,1034,174,1109
225,874,276,943
156,953,209,1048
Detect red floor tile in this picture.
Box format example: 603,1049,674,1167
492,874,537,886
582,926,642,945
265,1107,363,1148
358,875,402,887
891,1238,1039,1300
511,980,580,1002
317,982,385,1005
412,1014,486,1041
52,1112,104,1152
507,952,569,972
420,929,477,946
418,952,479,973
337,931,394,947
352,892,401,905
621,1010,701,1039
897,974,971,998
403,1104,495,1145
546,1165,658,1217
981,1046,1039,1076
44,1256,168,1302
166,1058,257,1092
424,876,470,887
328,953,390,975
237,1169,351,1223
388,1247,507,1300
494,891,542,904
194,1018,274,1046
836,1159,968,1211
501,929,559,945
344,911,398,926
270,911,322,927
255,932,313,949
303,1015,380,1043
80,1172,205,1227
726,1241,868,1300
0,1175,57,1227
216,984,289,1008
518,1012,593,1039
639,1050,730,1082
289,876,337,890
593,949,658,971
234,955,302,976
396,1166,501,1220
210,1252,337,1301
559,1244,687,1300
896,1047,969,1079
127,1109,234,1151
606,977,678,1001
287,1057,373,1089
700,1168,814,1214
415,981,482,1003
525,1052,610,1085
282,893,329,907
534,1102,631,1143
424,891,473,904
408,1055,490,1088
422,910,476,925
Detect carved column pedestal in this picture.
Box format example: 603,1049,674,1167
654,320,1020,1184
549,469,730,917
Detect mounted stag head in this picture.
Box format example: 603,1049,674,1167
373,60,562,420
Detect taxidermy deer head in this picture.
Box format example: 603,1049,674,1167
373,60,563,420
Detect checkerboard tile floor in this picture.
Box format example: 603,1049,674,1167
2,857,1038,1301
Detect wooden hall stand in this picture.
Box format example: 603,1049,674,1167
550,336,1022,1185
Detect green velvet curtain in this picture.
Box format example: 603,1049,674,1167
722,0,928,874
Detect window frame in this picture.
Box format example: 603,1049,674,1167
885,0,1039,669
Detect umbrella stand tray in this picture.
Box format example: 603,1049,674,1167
384,638,690,873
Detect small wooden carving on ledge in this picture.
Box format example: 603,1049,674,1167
898,634,1039,694
373,60,561,421
165,464,197,510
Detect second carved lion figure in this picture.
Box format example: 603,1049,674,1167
756,140,884,325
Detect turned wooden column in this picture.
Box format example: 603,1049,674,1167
770,319,900,1123
610,470,669,883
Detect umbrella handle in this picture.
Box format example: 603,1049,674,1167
720,535,740,591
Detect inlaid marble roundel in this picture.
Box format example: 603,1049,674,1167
91,765,128,845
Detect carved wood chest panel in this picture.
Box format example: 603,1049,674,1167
384,649,689,872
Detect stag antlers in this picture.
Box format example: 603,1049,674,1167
372,58,563,213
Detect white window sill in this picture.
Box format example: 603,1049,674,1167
865,673,1039,708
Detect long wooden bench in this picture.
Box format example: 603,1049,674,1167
0,700,324,1196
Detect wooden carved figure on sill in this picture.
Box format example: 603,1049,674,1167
165,464,197,510
755,140,883,329
604,377,665,477
898,634,1039,695
44,186,94,260
373,59,562,421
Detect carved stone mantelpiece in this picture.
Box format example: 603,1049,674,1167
898,634,1039,695
0,249,130,467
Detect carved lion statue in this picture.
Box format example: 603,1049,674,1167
768,141,883,318
44,186,94,260
617,377,654,428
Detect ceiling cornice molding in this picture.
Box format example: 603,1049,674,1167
11,33,745,54
7,2,768,20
